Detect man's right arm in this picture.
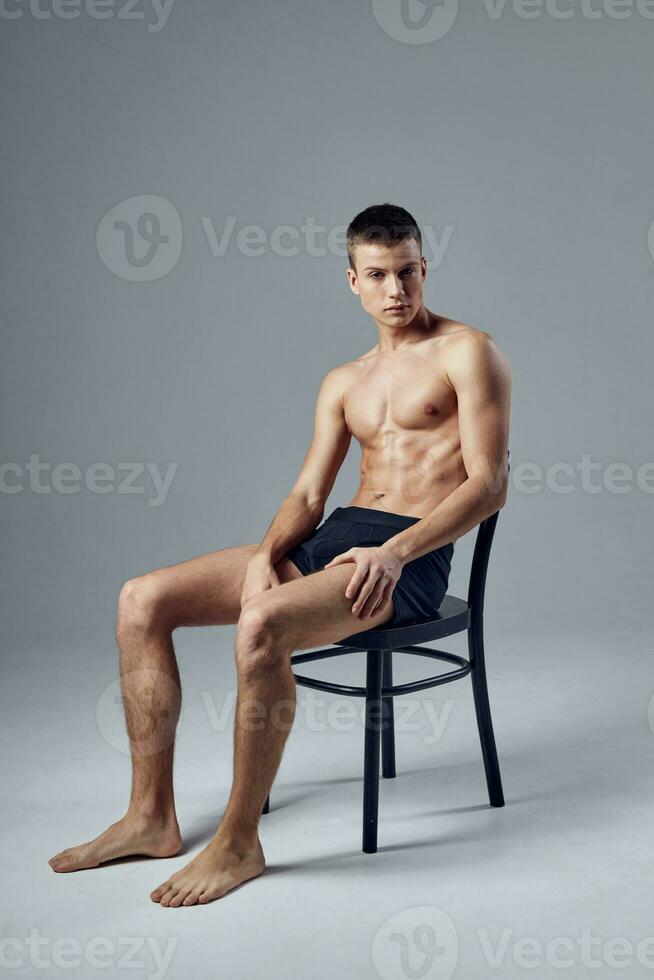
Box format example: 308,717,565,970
251,366,352,568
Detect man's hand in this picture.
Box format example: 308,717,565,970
240,553,281,609
323,546,404,619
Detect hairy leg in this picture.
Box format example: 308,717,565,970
150,562,395,905
48,543,303,873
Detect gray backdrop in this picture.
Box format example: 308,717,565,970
3,3,651,653
2,4,654,979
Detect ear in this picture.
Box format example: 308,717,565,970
346,266,360,295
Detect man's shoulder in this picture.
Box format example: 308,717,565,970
438,320,506,364
315,359,361,407
323,360,357,385
439,321,511,390
320,357,364,387
438,319,494,347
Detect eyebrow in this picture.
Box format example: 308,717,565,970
362,261,420,272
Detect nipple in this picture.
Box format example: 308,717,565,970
425,403,437,414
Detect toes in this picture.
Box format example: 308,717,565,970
159,889,176,907
182,891,201,906
51,857,73,872
171,885,194,907
150,882,172,902
168,889,187,908
49,850,71,867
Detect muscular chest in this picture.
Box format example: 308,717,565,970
344,360,456,442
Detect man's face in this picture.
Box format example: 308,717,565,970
347,237,427,325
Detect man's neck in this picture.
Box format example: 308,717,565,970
374,306,442,354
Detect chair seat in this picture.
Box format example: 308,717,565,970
334,593,471,650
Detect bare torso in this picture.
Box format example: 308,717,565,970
342,319,476,518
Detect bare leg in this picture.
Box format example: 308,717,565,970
48,543,303,873
149,561,396,906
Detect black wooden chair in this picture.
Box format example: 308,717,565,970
262,471,507,854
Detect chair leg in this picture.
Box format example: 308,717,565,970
381,650,396,778
468,620,505,807
362,649,383,853
262,794,270,815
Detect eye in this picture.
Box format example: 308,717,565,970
369,272,383,279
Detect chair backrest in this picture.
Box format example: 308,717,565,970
466,449,509,617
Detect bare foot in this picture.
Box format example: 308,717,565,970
48,814,182,872
149,834,266,906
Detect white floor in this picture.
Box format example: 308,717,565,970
3,627,653,979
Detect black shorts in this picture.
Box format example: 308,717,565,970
285,505,454,628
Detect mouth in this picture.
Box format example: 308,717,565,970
386,305,407,312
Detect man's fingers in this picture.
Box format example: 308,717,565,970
358,580,387,617
362,585,385,617
345,566,369,600
351,573,377,614
366,582,391,617
323,550,353,567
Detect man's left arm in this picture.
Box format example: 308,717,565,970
381,331,512,564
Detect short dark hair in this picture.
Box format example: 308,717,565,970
346,203,422,271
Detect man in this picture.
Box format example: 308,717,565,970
49,203,511,906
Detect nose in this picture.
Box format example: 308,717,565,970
387,275,404,300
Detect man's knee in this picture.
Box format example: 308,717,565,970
116,574,168,637
235,601,287,674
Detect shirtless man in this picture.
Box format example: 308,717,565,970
48,202,511,906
